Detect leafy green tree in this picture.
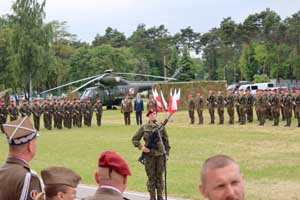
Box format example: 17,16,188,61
253,74,270,83
9,0,54,95
0,17,14,89
177,46,195,81
92,27,127,48
239,43,259,81
167,46,180,76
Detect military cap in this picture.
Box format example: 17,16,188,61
3,116,38,145
41,166,81,188
98,151,131,177
146,108,157,117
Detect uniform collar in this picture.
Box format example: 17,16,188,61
6,156,30,169
99,185,122,194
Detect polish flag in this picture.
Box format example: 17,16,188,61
152,89,163,112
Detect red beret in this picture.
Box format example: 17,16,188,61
146,108,156,117
98,151,131,177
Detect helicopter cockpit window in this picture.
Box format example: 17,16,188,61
82,89,95,98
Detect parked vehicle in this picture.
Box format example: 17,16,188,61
238,82,274,95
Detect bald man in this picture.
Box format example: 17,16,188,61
199,155,244,200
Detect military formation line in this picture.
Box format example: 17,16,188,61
187,87,300,127
0,98,103,133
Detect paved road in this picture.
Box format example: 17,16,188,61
76,184,189,200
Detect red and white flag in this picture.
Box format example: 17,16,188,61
152,88,163,112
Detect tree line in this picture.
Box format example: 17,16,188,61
0,0,300,95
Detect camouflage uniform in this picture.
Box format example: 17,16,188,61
269,93,281,126
42,102,52,130
19,103,31,117
235,93,241,123
238,92,247,125
94,101,103,126
294,92,300,127
216,93,225,124
225,92,235,124
279,91,285,121
255,92,266,126
132,121,170,200
188,96,195,124
64,102,72,129
246,92,254,122
207,93,216,124
84,101,93,127
30,102,42,131
195,94,204,124
8,104,19,121
55,103,64,129
74,101,82,127
283,93,293,127
121,98,133,125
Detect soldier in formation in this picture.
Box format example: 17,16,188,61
188,94,195,124
216,90,225,124
195,92,204,125
19,99,31,117
294,88,300,127
225,88,235,125
8,100,19,121
246,88,254,123
30,99,42,131
269,89,281,126
283,89,293,127
207,90,216,124
94,99,103,126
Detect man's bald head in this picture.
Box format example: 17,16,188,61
200,155,240,185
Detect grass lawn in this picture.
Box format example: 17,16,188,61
1,109,300,200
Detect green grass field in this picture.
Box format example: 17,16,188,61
1,109,300,200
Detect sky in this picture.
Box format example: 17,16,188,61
1,0,300,43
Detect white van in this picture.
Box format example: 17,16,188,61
238,82,274,95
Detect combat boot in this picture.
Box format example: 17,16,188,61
157,196,164,200
150,191,156,200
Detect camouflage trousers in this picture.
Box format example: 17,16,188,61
188,109,194,124
197,109,203,124
217,107,224,124
271,108,280,126
208,106,215,124
145,155,165,197
227,106,234,124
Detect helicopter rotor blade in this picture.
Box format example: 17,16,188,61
116,72,177,81
70,73,107,93
39,75,101,95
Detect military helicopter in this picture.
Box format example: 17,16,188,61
40,69,181,109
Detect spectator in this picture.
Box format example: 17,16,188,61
199,155,244,200
82,151,131,200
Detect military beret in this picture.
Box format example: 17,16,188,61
98,151,131,177
3,116,38,145
146,108,156,117
41,166,81,188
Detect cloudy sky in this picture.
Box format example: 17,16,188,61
1,0,300,43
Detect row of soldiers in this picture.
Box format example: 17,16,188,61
0,98,103,133
187,88,300,127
